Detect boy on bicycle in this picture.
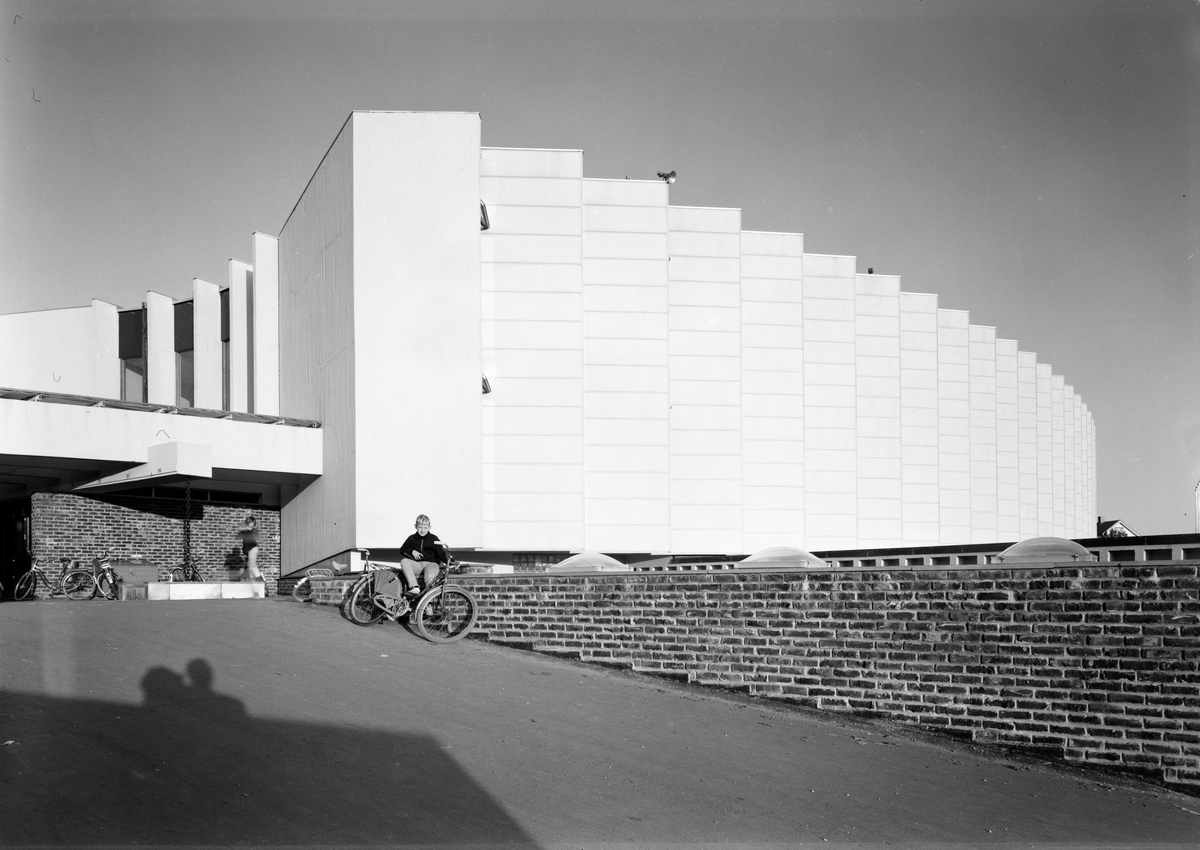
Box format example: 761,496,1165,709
398,514,448,595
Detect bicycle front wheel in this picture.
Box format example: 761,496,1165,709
63,571,97,600
345,579,384,626
14,572,36,601
96,572,123,600
170,566,192,582
291,577,313,603
413,586,478,643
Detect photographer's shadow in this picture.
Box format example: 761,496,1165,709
4,658,539,847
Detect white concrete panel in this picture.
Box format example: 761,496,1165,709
668,230,741,258
583,284,667,314
278,114,355,571
0,302,117,398
584,445,671,472
480,176,581,207
584,179,671,553
969,325,998,543
583,339,669,366
484,205,582,235
669,380,741,406
668,281,742,308
742,441,804,465
585,419,670,446
484,235,582,266
583,312,667,340
483,377,583,407
743,301,804,325
481,147,583,178
484,291,582,322
485,320,582,351
583,392,669,420
668,331,740,357
743,418,802,441
669,305,741,333
483,464,585,493
483,407,585,436
584,205,668,233
583,231,667,261
484,435,582,465
584,258,670,287
482,493,584,522
740,326,801,354
1035,362,1053,536
584,471,671,499
582,178,667,207
484,262,583,293
489,349,585,378
227,260,251,413
146,291,175,406
251,232,280,417
803,253,856,278
583,365,669,393
668,256,741,283
192,279,222,410
350,112,484,551
743,278,804,302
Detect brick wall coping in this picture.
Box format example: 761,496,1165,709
452,560,1200,579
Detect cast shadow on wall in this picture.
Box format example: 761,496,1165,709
0,658,540,847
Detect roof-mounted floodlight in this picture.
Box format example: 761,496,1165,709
482,375,492,394
480,201,490,231
656,170,676,184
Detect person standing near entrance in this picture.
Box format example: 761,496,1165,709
398,514,447,595
236,513,264,592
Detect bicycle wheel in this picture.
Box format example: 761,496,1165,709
170,566,189,582
14,572,36,601
413,586,478,643
63,570,97,600
291,577,313,603
345,578,384,626
96,572,122,600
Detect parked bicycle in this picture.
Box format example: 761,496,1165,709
14,557,96,601
169,556,203,582
291,567,334,602
343,550,479,643
92,553,125,600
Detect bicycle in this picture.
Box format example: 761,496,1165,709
343,550,479,643
169,557,203,582
91,553,125,601
14,557,97,601
291,567,334,602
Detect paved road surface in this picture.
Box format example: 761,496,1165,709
1,598,1198,849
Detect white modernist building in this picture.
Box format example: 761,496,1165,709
0,111,1096,574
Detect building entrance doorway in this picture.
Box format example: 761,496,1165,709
0,498,31,598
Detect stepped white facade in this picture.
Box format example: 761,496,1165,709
0,111,1096,572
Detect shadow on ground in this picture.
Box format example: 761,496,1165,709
0,658,539,847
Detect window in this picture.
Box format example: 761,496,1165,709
118,308,146,403
174,300,194,408
220,288,231,410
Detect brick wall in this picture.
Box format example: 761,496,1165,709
422,566,1199,792
29,492,279,592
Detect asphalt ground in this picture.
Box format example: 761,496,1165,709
1,597,1198,850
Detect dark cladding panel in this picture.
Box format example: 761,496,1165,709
118,309,144,359
174,301,194,352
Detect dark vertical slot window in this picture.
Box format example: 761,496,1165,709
118,308,146,403
174,300,194,408
220,288,231,410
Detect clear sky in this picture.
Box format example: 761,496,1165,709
2,0,1197,536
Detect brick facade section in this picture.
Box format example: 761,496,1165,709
304,565,1200,792
29,492,279,592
